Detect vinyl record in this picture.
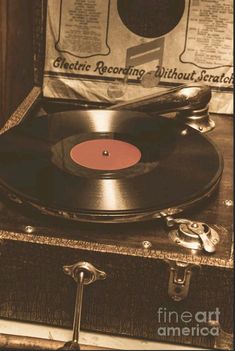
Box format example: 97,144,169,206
0,110,223,222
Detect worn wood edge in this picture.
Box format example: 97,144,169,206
33,0,47,86
0,0,7,117
0,229,233,269
0,319,205,351
0,333,112,350
0,86,42,135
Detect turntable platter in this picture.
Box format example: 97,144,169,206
0,110,223,222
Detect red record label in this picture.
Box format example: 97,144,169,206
70,139,141,170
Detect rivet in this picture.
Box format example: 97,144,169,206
192,223,198,228
224,199,233,207
25,226,34,233
199,126,203,131
142,240,152,249
59,211,69,218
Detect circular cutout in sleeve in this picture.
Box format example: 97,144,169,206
117,0,185,38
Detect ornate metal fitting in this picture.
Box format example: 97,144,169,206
167,217,220,253
63,261,106,285
167,260,198,301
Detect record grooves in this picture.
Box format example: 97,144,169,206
0,110,223,223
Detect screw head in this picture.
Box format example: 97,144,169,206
25,225,34,233
181,129,188,136
191,222,199,228
142,240,152,249
224,199,233,207
58,210,69,217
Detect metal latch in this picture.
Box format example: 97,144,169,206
166,216,219,253
167,260,198,301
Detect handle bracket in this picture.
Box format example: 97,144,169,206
63,261,106,285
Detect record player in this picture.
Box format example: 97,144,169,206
0,1,233,350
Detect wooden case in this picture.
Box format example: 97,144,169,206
0,1,233,349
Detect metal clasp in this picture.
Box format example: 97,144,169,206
166,216,219,253
167,260,197,301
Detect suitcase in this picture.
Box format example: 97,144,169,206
0,1,233,349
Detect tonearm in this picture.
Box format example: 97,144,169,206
110,83,214,133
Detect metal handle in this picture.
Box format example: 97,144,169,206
110,83,211,114
58,262,106,350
